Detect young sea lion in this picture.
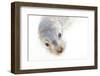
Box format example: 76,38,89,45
38,16,71,55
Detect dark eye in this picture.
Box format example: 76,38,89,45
58,33,61,38
45,43,49,47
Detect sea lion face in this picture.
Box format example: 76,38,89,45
39,17,65,55
43,31,65,55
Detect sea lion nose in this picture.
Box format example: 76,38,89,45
57,47,63,53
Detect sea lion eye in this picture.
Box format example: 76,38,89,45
58,33,61,38
45,43,49,47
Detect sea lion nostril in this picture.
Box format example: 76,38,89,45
61,47,63,51
57,47,63,53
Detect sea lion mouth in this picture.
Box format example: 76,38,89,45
50,46,64,55
56,47,64,55
57,47,63,53
48,39,65,55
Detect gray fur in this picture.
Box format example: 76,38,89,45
38,16,68,55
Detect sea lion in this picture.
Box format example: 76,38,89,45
38,16,70,55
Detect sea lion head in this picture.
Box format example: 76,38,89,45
39,17,65,55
